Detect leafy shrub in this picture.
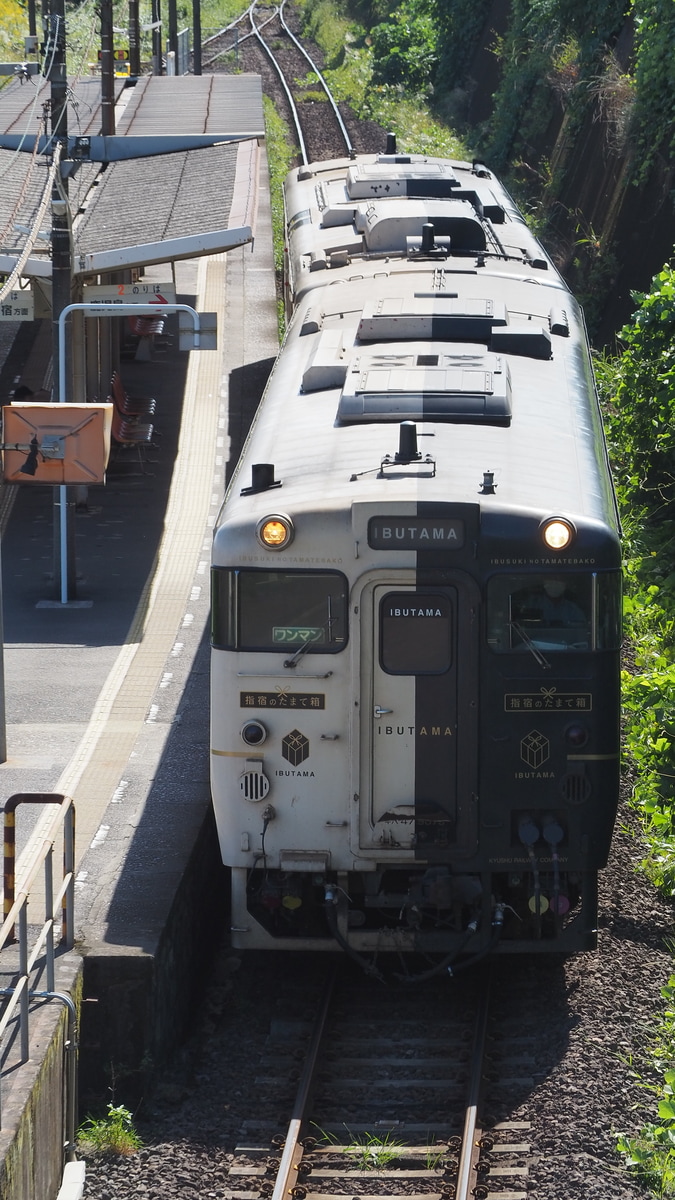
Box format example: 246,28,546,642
617,977,675,1195
601,263,675,1195
433,0,494,86
78,1103,142,1156
0,0,27,56
602,266,675,511
631,0,675,185
370,1,438,92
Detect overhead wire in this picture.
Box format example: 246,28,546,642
0,140,62,304
0,0,104,273
0,68,47,183
1,0,160,296
0,111,48,246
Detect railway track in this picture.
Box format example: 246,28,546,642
204,1,355,163
226,963,533,1200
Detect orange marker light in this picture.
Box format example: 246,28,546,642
257,515,294,549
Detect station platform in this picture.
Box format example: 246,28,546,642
0,155,279,1133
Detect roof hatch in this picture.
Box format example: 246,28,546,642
346,160,461,200
358,297,508,341
337,347,511,426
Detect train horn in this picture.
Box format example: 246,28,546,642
241,462,281,495
394,421,421,463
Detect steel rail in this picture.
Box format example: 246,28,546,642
271,964,337,1200
201,5,276,66
454,976,492,1200
249,1,310,165
277,0,354,159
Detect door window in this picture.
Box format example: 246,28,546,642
380,592,452,674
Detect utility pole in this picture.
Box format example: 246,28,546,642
128,0,141,77
48,0,76,599
192,0,201,76
167,0,177,70
99,0,115,136
152,0,162,75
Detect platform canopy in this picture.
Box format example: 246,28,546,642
0,74,265,280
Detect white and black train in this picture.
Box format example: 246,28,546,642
210,141,621,967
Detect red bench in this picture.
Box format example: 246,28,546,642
127,314,167,361
110,405,156,473
108,372,158,472
110,370,156,417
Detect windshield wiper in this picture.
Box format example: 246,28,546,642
509,621,551,670
284,595,339,668
283,637,318,668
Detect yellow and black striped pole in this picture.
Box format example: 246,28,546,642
3,794,73,942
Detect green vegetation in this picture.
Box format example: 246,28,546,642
474,0,630,171
369,0,438,92
0,0,28,57
262,95,297,278
15,0,675,1188
77,1103,143,1156
296,0,473,159
631,0,675,185
345,1130,406,1170
314,1125,407,1169
295,0,675,194
594,266,675,1194
616,975,675,1195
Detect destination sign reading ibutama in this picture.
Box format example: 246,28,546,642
368,517,465,550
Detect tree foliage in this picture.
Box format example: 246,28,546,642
631,0,675,183
0,0,28,56
601,264,675,1195
370,0,438,92
353,0,674,191
603,265,675,510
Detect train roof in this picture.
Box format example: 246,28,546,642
215,155,618,549
284,154,564,298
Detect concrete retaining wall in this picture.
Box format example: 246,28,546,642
0,955,82,1200
78,806,228,1110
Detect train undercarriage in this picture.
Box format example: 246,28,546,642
232,862,598,962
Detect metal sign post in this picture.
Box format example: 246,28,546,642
56,302,204,605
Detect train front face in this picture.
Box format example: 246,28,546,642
211,500,621,960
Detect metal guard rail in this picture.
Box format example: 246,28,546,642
0,793,77,1148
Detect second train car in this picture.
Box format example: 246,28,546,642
210,144,621,967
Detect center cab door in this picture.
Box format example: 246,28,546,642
356,572,480,861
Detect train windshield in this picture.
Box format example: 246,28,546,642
487,572,621,653
211,568,348,652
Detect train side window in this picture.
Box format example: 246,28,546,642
593,571,622,649
211,568,348,652
487,574,592,653
380,591,452,674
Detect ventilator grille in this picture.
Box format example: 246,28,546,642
240,769,270,802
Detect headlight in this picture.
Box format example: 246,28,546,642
256,514,294,550
541,517,575,551
241,721,267,746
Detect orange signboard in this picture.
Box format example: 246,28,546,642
2,403,113,484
